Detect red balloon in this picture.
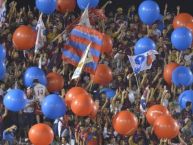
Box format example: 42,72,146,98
28,123,54,145
57,0,76,13
173,13,193,29
89,102,99,119
153,115,180,139
146,105,170,125
12,25,36,50
46,72,64,92
91,64,112,86
71,93,93,116
102,34,113,54
113,110,138,136
65,87,88,108
164,63,179,86
186,22,193,35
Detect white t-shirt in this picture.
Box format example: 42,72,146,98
33,83,47,103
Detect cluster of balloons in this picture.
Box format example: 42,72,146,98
146,104,179,139
178,90,193,112
134,37,156,55
12,25,36,50
36,0,100,14
164,62,179,86
138,0,160,25
112,110,138,136
91,64,112,86
164,63,193,87
171,13,193,51
65,87,98,117
0,44,6,80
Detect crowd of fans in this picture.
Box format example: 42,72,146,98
0,1,193,145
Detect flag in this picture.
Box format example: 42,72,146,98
0,1,6,26
78,5,91,28
71,43,92,80
128,50,158,74
35,13,46,53
62,25,103,74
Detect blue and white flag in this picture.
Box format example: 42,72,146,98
35,13,46,53
128,50,158,74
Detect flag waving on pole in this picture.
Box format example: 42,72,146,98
78,5,91,28
62,25,103,74
71,43,92,80
128,50,158,74
35,13,46,53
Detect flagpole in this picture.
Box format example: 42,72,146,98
134,73,141,95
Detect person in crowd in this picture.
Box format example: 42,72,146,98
0,1,192,144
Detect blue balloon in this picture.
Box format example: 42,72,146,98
135,55,145,65
23,67,47,87
0,44,6,61
42,94,66,119
100,88,115,99
172,66,193,87
0,62,6,81
138,0,160,25
171,27,192,51
36,0,57,14
77,0,99,10
3,89,27,112
178,90,193,112
134,37,156,55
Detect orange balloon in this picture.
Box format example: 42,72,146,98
28,123,54,145
89,102,99,119
164,62,179,86
12,25,36,50
46,72,64,92
153,115,179,139
71,93,93,116
57,0,76,13
146,105,170,125
186,22,193,35
113,110,138,136
173,13,193,29
65,87,88,108
102,34,113,54
91,64,112,86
